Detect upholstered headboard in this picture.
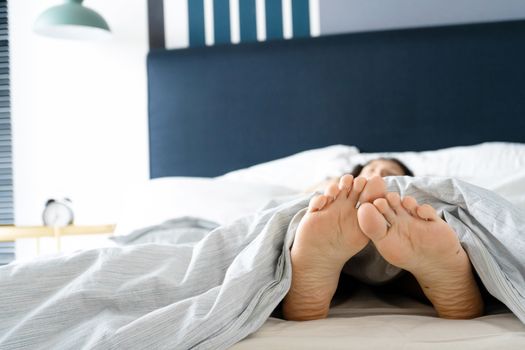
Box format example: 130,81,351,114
147,19,525,178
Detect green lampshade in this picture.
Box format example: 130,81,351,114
34,0,111,40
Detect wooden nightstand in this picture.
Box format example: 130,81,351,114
0,225,115,254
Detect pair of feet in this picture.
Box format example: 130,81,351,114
283,175,484,321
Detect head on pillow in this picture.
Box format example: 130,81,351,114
351,158,414,178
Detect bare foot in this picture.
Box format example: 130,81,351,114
283,175,386,321
357,190,484,319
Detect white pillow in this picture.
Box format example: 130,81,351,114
486,167,525,211
116,142,525,235
347,142,525,189
218,144,359,191
114,177,297,236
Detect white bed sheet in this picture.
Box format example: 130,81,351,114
233,285,525,349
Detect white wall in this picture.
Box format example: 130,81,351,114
10,0,149,228
320,0,525,34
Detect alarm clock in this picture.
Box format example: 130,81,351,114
42,198,74,227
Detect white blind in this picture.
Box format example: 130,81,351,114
0,0,13,265
0,0,11,224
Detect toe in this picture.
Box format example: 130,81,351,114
373,198,397,225
416,204,439,221
348,176,367,205
358,176,387,203
357,203,389,241
324,183,340,202
402,196,418,216
386,193,405,214
308,195,329,212
338,174,354,197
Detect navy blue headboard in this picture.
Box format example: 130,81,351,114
148,20,525,178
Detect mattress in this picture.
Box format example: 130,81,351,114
233,285,525,349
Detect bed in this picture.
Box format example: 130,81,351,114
144,18,525,349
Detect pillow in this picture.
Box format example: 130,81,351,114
480,167,525,211
218,144,359,191
114,177,297,236
346,142,525,189
116,142,525,235
219,142,525,192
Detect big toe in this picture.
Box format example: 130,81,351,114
359,176,387,203
357,202,389,241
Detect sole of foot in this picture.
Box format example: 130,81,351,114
283,175,386,320
357,190,484,319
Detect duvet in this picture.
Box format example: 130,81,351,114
0,177,524,349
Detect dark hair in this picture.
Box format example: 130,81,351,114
350,157,414,177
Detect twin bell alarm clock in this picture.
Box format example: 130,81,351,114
42,198,74,227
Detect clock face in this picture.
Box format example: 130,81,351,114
43,201,74,227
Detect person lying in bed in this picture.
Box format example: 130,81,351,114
306,157,414,193
283,159,484,321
